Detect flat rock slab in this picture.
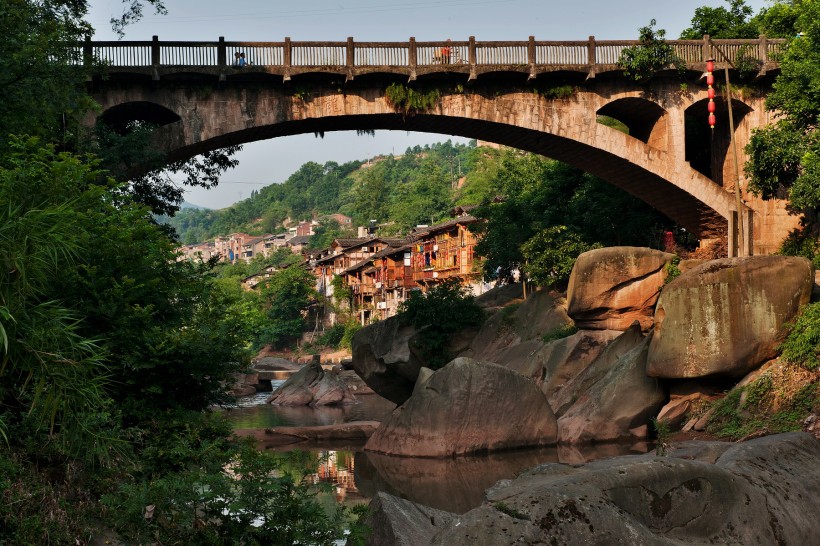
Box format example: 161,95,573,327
232,421,380,448
426,433,820,546
253,356,301,371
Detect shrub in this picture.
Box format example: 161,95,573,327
542,323,579,343
398,280,484,369
521,226,601,288
340,320,362,350
706,366,819,439
384,83,441,114
618,20,685,82
102,439,346,545
663,255,682,284
780,302,820,371
318,323,346,347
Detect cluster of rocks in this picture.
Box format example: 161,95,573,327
228,356,302,397
266,361,359,406
352,248,814,456
360,432,820,546
345,247,818,544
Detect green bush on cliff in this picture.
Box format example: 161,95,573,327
706,369,819,439
781,301,820,371
398,279,485,369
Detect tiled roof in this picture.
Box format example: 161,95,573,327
288,235,311,245
370,243,412,259
340,258,374,276
334,237,371,248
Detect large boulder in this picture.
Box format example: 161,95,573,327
463,289,569,364
557,333,665,444
355,492,455,546
364,358,557,457
487,329,623,398
427,433,820,546
228,371,259,397
266,361,356,406
352,287,566,405
648,256,813,379
567,246,675,331
534,330,623,400
549,322,646,416
351,316,423,405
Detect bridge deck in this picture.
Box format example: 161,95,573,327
79,36,783,80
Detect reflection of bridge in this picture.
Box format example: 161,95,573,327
86,36,797,255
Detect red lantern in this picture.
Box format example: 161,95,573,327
709,113,716,127
706,58,715,72
708,87,716,99
706,74,715,86
708,100,716,113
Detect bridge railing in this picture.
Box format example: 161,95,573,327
355,42,410,66
82,35,786,71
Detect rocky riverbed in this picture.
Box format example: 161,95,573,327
346,248,819,544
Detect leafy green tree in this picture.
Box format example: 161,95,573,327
351,162,391,225
521,226,602,287
398,280,484,369
0,138,112,457
746,1,820,211
618,19,685,82
0,1,94,150
753,2,800,38
310,218,344,249
679,0,758,39
0,3,358,545
473,151,669,284
388,160,452,229
258,265,318,348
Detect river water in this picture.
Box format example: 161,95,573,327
222,381,651,515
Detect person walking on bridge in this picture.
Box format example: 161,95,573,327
441,39,452,64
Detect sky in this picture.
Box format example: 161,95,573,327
85,0,771,209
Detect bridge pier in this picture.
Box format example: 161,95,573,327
727,210,754,257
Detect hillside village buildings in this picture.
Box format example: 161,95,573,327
178,210,486,325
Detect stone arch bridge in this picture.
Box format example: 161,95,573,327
86,35,796,255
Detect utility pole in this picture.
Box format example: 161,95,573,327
706,38,746,257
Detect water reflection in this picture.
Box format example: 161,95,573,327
310,450,369,505
355,442,650,514
223,387,651,515
224,393,396,429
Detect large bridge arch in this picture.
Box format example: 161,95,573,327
91,77,791,252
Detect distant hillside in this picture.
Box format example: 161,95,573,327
165,137,675,262
166,140,486,245
180,200,209,211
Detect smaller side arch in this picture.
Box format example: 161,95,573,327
596,97,668,150
99,101,181,134
684,97,753,186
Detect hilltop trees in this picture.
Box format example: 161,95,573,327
679,0,758,39
166,141,475,240
472,151,670,286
